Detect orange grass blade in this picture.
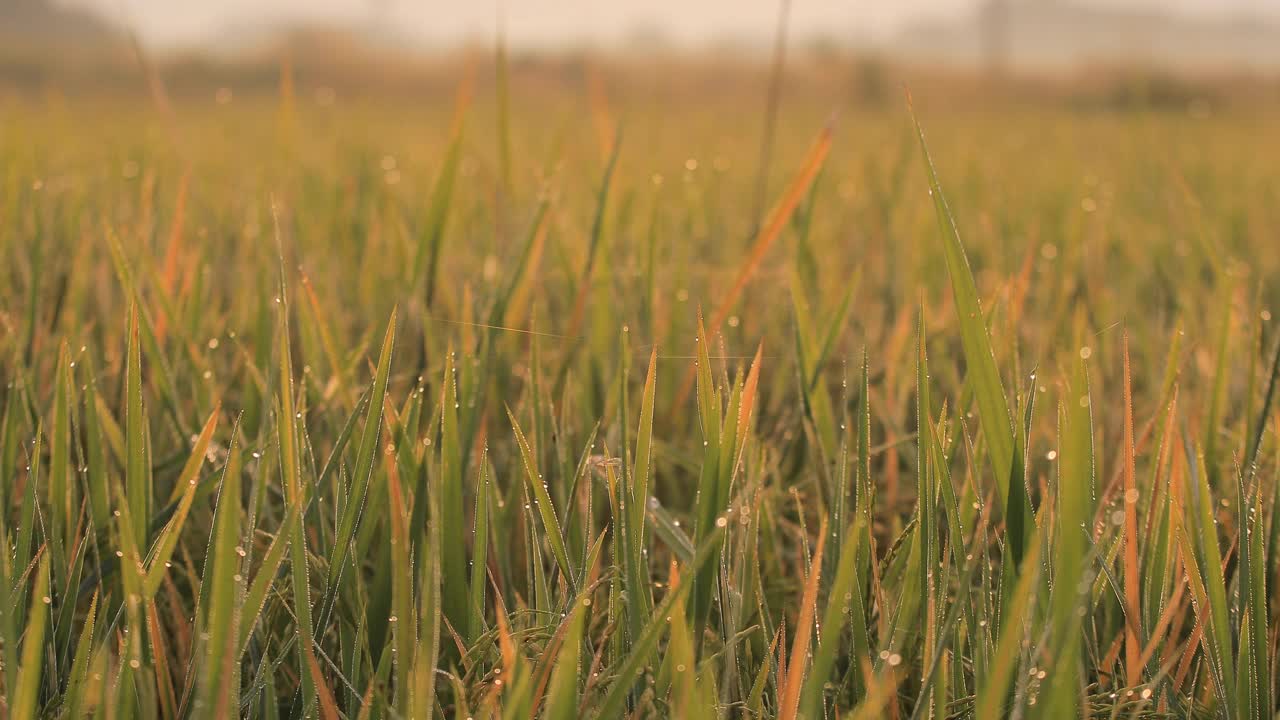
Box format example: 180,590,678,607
1122,332,1143,687
673,123,832,412
779,518,827,720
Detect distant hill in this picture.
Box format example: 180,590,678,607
895,0,1280,72
0,0,120,45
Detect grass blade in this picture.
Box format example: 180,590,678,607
324,310,398,607
196,422,241,717
142,406,219,598
506,405,576,589
438,348,470,638
544,596,587,720
12,553,50,720
125,305,151,552
673,123,832,412
779,518,826,720
907,100,1026,534
597,526,725,717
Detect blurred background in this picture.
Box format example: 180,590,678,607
3,0,1279,104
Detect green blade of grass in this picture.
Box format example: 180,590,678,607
64,590,99,719
544,596,587,720
800,514,868,718
48,341,72,586
506,405,576,590
125,305,151,553
417,128,465,307
438,348,471,639
632,347,658,580
275,288,318,715
915,308,939,681
1236,465,1269,720
689,311,723,635
196,422,242,717
142,405,219,598
597,526,725,717
552,130,622,399
1203,294,1231,483
791,283,838,460
1246,334,1280,473
1177,523,1232,718
106,228,193,439
1042,358,1094,718
646,496,695,564
468,450,491,644
11,553,50,720
907,100,1027,543
412,455,443,720
81,350,111,542
238,506,295,653
974,521,1044,719
13,426,41,612
323,309,398,608
1185,439,1236,712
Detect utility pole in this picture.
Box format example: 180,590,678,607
983,0,1011,78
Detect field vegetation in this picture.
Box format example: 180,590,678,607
2,53,1280,718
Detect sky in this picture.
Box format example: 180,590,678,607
68,0,1278,49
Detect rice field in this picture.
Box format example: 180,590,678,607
2,58,1279,718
